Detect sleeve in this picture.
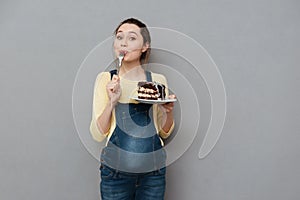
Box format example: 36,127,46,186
89,72,111,142
153,74,175,139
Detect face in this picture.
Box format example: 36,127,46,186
114,23,149,63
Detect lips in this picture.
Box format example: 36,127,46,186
119,50,128,55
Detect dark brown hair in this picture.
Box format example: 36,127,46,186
114,18,151,65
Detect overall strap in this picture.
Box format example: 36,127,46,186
145,70,152,82
109,69,117,80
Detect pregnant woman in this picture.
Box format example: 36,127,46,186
90,18,175,200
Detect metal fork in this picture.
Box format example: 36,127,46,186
117,53,124,75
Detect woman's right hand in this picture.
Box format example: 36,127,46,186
106,75,121,107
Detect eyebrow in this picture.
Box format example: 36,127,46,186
117,30,138,36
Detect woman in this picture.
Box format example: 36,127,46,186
90,18,175,200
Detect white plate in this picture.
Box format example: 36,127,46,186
131,97,177,104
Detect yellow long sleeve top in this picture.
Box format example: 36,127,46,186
90,71,175,145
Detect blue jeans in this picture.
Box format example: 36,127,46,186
100,164,166,200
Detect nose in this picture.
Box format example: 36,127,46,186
121,42,127,47
120,38,128,47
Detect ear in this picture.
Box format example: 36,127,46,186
141,42,150,53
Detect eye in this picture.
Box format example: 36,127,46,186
116,35,123,40
129,36,136,41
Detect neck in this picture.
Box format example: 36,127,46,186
119,61,146,81
121,59,141,70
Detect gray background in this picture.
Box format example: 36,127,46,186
1,0,299,199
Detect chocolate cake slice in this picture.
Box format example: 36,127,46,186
137,81,166,100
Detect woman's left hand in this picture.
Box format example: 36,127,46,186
161,94,176,113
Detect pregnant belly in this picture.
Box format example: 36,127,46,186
102,129,166,173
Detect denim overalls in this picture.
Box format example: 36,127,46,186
100,70,166,174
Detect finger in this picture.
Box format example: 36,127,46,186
107,83,115,89
169,94,176,99
112,75,119,82
107,84,117,93
163,102,174,107
107,84,113,89
166,107,173,113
